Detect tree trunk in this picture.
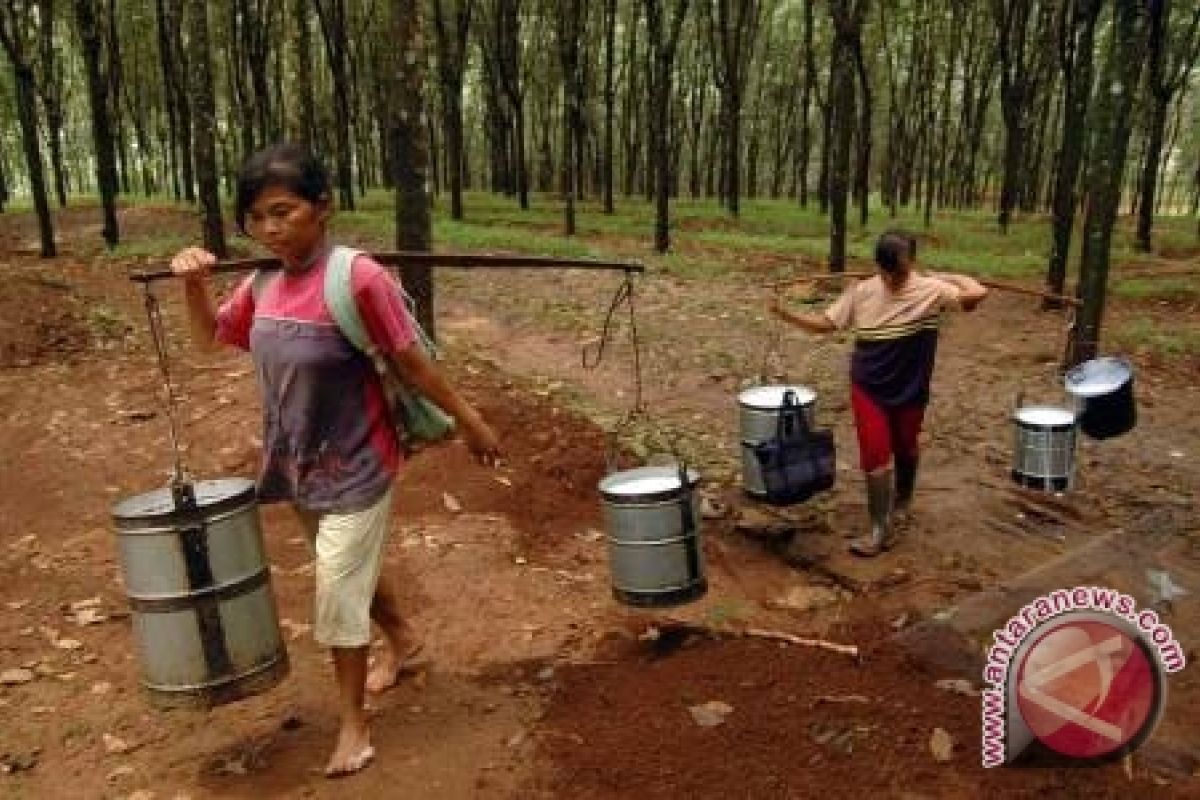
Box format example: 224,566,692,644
797,0,815,207
602,0,617,213
13,63,56,256
827,1,868,272
74,0,120,246
315,0,355,210
558,0,583,235
290,0,316,145
431,0,474,221
852,37,871,228
1134,1,1200,251
1070,0,1149,367
0,150,8,212
1046,0,1100,307
188,0,226,257
644,0,690,254
392,0,435,337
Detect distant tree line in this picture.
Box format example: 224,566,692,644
1,1,1198,361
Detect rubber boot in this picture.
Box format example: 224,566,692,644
849,470,894,557
893,456,919,518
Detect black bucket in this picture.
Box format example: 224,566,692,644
1064,357,1136,440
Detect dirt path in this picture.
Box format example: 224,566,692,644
1,207,1197,798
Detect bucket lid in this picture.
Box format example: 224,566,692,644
738,384,816,409
1064,356,1133,398
1014,406,1075,427
599,465,700,503
112,478,256,522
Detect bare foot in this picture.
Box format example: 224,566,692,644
324,722,375,778
365,642,424,693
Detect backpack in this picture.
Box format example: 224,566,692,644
252,246,456,452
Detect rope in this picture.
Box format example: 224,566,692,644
582,270,643,409
142,285,189,487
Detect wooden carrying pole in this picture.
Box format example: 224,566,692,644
129,251,646,283
766,270,1083,308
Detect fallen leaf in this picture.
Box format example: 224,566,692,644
935,679,979,697
104,733,134,755
73,608,108,626
0,668,35,685
930,727,955,762
688,700,734,728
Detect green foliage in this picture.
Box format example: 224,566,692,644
1113,317,1200,357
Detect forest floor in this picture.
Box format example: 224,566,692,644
0,200,1198,799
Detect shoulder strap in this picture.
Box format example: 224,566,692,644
323,245,375,355
323,245,441,360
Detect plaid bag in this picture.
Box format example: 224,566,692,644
752,389,835,506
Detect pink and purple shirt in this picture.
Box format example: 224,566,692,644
216,248,417,512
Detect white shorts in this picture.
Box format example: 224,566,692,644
294,487,394,647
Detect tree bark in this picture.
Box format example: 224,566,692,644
602,0,617,213
74,0,120,246
1046,0,1101,308
188,0,227,257
1071,0,1149,367
558,0,584,236
1135,0,1200,252
827,1,868,272
392,0,435,337
36,0,68,208
0,3,56,256
796,0,814,207
314,0,355,210
644,0,691,253
707,0,761,218
431,0,474,221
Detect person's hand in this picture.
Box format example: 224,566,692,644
170,247,217,285
461,415,501,467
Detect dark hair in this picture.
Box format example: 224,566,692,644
234,143,331,233
874,231,915,273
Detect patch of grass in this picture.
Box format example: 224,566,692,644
103,233,195,261
434,219,599,258
1113,277,1200,300
88,305,133,339
1112,316,1200,357
658,252,735,280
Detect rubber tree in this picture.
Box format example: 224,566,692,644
1134,0,1200,252
643,0,691,253
1045,0,1103,308
0,0,56,257
392,0,436,337
73,0,121,247
827,0,869,273
187,0,226,257
431,0,475,221
1070,0,1150,367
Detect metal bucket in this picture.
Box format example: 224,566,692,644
599,465,706,608
738,385,817,498
111,478,289,709
1064,356,1136,440
1011,406,1077,491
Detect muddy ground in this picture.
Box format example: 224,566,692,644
0,205,1197,799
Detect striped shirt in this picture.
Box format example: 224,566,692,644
823,273,961,407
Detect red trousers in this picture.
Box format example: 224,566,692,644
850,382,926,473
